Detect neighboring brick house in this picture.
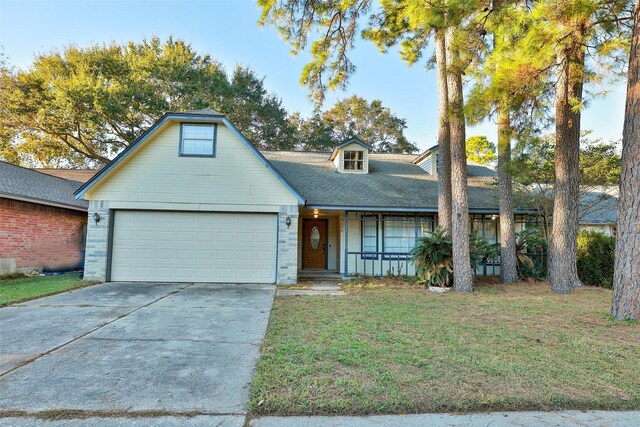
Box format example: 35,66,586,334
0,161,90,273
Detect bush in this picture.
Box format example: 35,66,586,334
515,228,547,280
410,227,499,288
577,230,615,288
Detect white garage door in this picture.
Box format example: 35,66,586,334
110,211,277,283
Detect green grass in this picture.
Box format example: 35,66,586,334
0,273,97,306
250,282,640,415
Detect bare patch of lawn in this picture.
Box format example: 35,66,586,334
250,281,640,415
0,273,98,306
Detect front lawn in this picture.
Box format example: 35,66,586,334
250,282,640,415
0,272,97,306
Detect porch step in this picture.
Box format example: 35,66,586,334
298,270,342,281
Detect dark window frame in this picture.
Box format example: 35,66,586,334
179,123,218,158
382,215,418,260
360,214,379,260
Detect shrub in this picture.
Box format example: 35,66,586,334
577,230,615,288
410,227,499,287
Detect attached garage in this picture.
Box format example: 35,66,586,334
110,211,278,283
77,110,303,284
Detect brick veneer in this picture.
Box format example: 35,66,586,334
0,198,87,271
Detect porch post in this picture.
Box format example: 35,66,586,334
343,211,349,279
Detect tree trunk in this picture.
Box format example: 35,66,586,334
612,1,640,320
497,107,518,284
446,27,474,292
548,35,586,293
435,29,452,232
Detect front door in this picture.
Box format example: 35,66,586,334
303,219,328,269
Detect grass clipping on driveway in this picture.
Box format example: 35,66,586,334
250,283,640,415
0,273,95,306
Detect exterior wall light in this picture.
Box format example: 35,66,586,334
93,212,101,224
285,217,292,228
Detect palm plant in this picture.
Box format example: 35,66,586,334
410,228,453,287
410,228,500,288
515,228,547,279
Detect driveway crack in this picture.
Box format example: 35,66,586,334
0,283,193,378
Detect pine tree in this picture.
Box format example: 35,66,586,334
612,0,640,320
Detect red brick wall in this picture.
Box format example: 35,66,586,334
0,198,87,271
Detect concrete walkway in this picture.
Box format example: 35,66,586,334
250,411,640,427
0,281,275,425
277,283,345,296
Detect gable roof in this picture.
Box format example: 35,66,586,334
0,161,88,211
412,144,440,164
74,111,305,204
329,137,373,161
262,151,504,212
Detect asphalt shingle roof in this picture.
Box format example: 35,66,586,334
261,151,501,211
0,161,89,210
579,189,618,224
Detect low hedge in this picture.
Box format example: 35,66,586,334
576,230,615,288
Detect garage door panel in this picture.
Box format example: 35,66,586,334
111,211,277,283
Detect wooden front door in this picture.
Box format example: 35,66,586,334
303,219,328,269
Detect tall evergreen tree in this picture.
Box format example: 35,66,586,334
446,25,474,291
259,0,483,290
542,0,632,293
612,0,640,320
465,2,552,285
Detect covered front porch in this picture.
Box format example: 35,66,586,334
297,207,534,279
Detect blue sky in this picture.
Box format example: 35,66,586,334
0,0,627,152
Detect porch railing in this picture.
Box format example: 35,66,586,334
345,251,412,277
344,250,547,278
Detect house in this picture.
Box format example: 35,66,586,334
36,168,98,183
74,109,618,284
74,109,526,284
0,161,89,275
578,188,618,236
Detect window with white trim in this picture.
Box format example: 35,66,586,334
361,215,378,259
383,216,416,259
181,123,216,157
343,150,364,170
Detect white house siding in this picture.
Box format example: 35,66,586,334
85,123,298,207
82,120,299,284
579,224,615,236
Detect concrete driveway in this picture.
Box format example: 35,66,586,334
0,281,275,426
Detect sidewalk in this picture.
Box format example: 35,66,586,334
250,410,640,427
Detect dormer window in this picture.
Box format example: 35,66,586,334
344,150,364,171
180,123,216,157
329,137,371,174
